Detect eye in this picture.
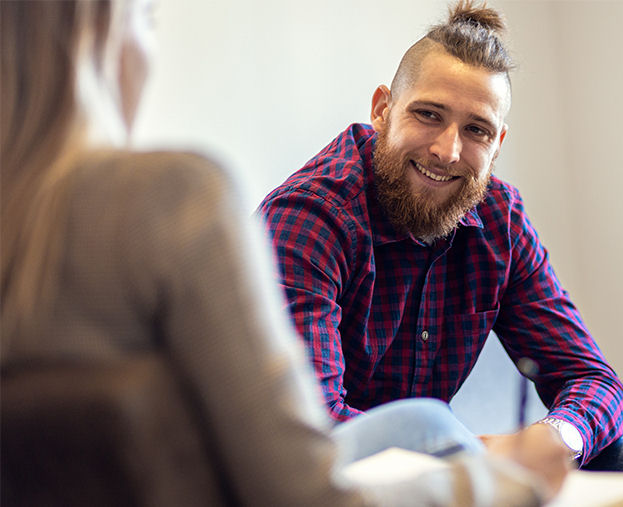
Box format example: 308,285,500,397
465,124,490,138
414,109,440,122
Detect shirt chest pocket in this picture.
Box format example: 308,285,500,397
435,305,500,395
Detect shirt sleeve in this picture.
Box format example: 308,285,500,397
493,187,623,465
258,189,365,421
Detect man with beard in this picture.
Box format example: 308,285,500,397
257,0,623,473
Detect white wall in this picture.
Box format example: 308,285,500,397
134,0,623,375
496,0,623,375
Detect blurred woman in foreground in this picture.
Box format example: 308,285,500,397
0,1,557,505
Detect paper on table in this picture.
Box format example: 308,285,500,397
546,470,623,507
340,447,448,485
341,447,623,507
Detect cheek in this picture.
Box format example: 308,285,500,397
125,37,150,90
388,132,420,159
119,35,152,126
465,148,496,180
118,0,157,127
385,119,414,151
394,125,438,161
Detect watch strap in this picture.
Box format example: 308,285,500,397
537,417,583,460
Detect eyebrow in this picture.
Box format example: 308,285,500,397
407,100,498,134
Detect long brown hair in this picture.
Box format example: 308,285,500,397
1,1,120,342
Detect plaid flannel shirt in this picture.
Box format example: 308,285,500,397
258,123,623,464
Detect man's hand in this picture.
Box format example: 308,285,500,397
479,423,572,500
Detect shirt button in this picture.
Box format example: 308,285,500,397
421,330,429,341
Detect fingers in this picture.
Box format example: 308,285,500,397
477,426,571,501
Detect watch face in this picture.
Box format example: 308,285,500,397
560,421,583,452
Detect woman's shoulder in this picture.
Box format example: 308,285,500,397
78,149,233,197
67,149,243,250
72,149,240,220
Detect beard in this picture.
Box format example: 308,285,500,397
373,128,492,241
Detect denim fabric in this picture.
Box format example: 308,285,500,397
331,398,484,467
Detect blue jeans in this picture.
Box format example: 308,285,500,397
332,398,623,472
331,398,485,467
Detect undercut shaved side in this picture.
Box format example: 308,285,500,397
390,0,515,101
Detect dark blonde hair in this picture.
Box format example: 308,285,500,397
1,0,120,340
390,0,514,98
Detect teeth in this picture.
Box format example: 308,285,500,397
415,162,453,182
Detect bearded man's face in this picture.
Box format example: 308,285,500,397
370,50,509,240
373,124,492,240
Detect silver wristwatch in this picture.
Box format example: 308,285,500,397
537,417,583,460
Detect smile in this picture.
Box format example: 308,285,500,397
413,162,456,182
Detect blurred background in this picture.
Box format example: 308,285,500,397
134,0,623,432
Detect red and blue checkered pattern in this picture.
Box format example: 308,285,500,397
258,123,623,463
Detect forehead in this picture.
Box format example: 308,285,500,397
395,50,510,127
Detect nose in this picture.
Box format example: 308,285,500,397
429,125,461,166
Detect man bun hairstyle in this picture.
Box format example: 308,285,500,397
427,0,514,73
390,0,514,98
447,0,506,33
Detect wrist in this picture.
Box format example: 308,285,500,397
536,417,583,461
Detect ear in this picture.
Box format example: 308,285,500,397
370,85,392,133
499,124,508,146
492,123,508,160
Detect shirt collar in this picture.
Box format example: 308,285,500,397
458,207,484,229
